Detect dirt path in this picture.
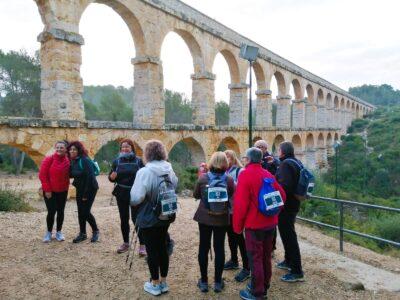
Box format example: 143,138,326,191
0,175,399,299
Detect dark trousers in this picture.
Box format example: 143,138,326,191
116,189,143,244
76,190,98,234
272,228,277,251
278,209,303,274
198,223,226,283
142,225,170,281
245,229,274,298
227,215,249,270
44,191,68,232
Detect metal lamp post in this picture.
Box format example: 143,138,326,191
333,141,341,199
239,44,259,148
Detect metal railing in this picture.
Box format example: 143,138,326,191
297,195,400,252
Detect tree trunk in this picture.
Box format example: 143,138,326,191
11,148,18,172
16,151,25,176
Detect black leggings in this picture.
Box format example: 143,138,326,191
198,223,226,283
116,189,144,244
44,191,68,232
227,215,249,270
142,225,170,281
76,190,98,234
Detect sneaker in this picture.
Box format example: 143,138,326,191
235,268,251,282
72,233,87,244
91,231,100,243
160,281,169,294
276,261,291,271
143,281,161,296
224,260,239,270
55,231,65,242
43,231,52,243
139,245,147,257
197,279,208,293
246,282,268,298
214,280,225,293
239,289,258,300
167,239,175,256
117,243,129,254
281,272,305,282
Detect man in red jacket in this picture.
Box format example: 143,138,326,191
233,147,286,300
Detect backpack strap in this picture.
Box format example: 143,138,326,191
78,157,83,170
285,158,303,170
235,167,241,180
115,158,121,173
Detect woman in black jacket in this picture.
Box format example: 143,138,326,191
68,141,100,243
109,139,145,254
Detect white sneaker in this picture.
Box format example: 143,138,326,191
43,231,52,243
55,231,65,242
144,281,161,296
160,282,169,293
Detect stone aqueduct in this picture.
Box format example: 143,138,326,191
0,0,375,169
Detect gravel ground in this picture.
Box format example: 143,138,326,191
0,174,399,299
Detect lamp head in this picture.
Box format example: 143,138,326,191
333,141,341,149
239,44,259,62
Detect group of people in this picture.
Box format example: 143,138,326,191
192,140,305,300
39,137,306,300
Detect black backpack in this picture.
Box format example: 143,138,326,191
285,159,315,201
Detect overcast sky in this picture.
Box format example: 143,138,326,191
1,0,399,102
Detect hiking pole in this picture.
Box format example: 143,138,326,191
109,194,115,206
209,239,213,261
125,229,136,264
129,228,140,270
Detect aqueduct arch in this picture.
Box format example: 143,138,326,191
217,137,241,156
169,137,206,166
0,0,373,171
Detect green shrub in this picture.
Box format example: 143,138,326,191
0,186,34,212
172,162,197,193
373,215,400,243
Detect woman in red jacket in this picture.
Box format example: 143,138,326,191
39,141,70,243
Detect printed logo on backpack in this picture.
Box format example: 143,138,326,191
206,172,229,215
258,178,284,217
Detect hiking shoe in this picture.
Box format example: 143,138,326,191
43,231,52,243
167,239,175,256
214,280,225,293
144,281,161,296
276,261,291,271
235,268,251,282
281,272,305,282
117,243,129,254
55,231,65,242
239,289,259,300
160,281,169,294
139,245,147,257
91,231,100,243
72,233,87,244
224,260,239,270
246,282,268,298
197,279,208,293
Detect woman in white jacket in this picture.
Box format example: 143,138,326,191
130,140,178,296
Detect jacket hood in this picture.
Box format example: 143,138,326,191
279,154,295,162
146,160,173,176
